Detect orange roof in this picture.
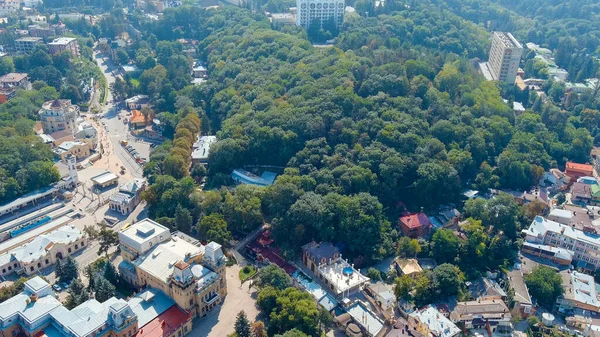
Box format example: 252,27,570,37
130,109,148,124
399,213,431,229
135,306,191,337
566,162,594,174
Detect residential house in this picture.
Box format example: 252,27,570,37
191,135,217,165
301,241,368,296
450,300,512,333
302,241,339,274
578,176,599,185
467,277,507,301
0,87,15,103
365,282,395,311
398,212,431,238
507,269,534,318
129,109,148,129
557,271,600,314
572,182,592,205
393,258,423,277
592,185,600,205
335,301,385,337
408,305,460,337
566,162,595,181
541,168,570,192
125,95,151,110
0,72,29,89
109,179,147,215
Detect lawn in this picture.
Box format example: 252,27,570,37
238,265,257,281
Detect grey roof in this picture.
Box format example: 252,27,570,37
91,171,118,185
0,225,83,266
0,186,56,214
119,178,146,194
507,270,532,305
128,288,174,327
134,237,204,283
410,305,460,337
109,192,133,204
301,241,339,261
25,276,50,293
0,292,62,323
468,277,507,299
347,301,385,337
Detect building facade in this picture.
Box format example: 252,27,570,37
296,0,344,30
118,219,227,319
523,216,600,271
488,32,523,84
52,141,90,162
48,37,80,57
39,99,79,135
0,73,29,89
0,225,86,277
109,179,146,215
0,277,192,337
14,37,43,54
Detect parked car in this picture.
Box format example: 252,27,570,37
52,284,62,292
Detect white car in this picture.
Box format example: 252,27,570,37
52,284,62,292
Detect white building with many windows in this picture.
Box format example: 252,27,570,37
522,216,600,271
488,32,523,84
296,0,344,30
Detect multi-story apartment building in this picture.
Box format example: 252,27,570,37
523,216,600,271
118,219,227,318
488,32,523,84
39,99,79,135
48,37,80,57
296,0,344,30
14,37,43,54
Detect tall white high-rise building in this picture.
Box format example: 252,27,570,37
296,0,345,30
488,32,523,84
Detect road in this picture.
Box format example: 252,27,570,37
92,51,147,179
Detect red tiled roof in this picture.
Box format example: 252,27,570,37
566,162,594,174
135,306,191,337
131,109,147,124
399,213,431,229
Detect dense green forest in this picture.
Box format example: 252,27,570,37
118,2,589,272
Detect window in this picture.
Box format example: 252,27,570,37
30,266,34,272
8,266,11,271
45,259,49,264
2,269,5,273
68,248,72,253
37,263,41,268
